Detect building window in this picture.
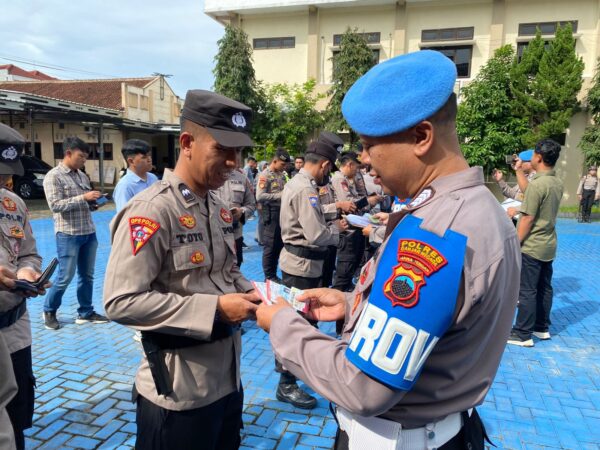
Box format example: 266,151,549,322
333,32,381,46
518,21,577,36
86,143,113,161
427,46,472,78
421,27,474,42
140,95,149,111
58,123,65,129
128,92,139,108
53,143,63,159
253,37,295,50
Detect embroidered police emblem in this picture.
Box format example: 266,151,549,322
336,145,343,153
9,226,24,238
319,186,328,196
220,208,233,223
190,251,204,264
232,112,247,128
129,217,160,255
308,194,318,208
179,215,196,229
359,259,372,286
383,239,447,308
2,197,17,212
178,183,196,203
1,147,18,160
258,176,266,190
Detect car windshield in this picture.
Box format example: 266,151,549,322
22,156,52,171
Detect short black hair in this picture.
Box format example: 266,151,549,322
246,156,257,163
295,156,305,162
122,139,151,161
62,136,89,156
534,139,562,167
339,154,358,167
304,152,327,165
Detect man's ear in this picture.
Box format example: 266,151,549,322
412,121,434,157
179,132,194,156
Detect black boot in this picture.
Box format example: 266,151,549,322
276,383,317,409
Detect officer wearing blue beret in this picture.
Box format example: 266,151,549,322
257,50,521,449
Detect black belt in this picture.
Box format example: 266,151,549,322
140,321,235,397
284,244,328,261
0,300,26,329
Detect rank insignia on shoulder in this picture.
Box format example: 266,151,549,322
220,208,233,223
384,239,447,308
178,183,196,203
129,217,160,256
3,197,16,212
179,215,196,229
308,194,318,208
407,188,434,209
9,226,24,238
190,251,204,264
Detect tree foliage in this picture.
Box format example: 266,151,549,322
510,23,584,146
579,58,600,165
457,45,528,170
325,28,375,143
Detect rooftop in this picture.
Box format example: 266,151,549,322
0,64,56,81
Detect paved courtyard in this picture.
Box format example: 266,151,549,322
20,210,600,449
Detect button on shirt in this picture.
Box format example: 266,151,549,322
43,163,95,235
113,170,159,212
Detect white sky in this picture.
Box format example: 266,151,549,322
0,0,224,97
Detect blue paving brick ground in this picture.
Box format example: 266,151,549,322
22,211,600,449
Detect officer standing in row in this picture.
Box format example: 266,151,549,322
0,124,46,450
331,152,380,293
104,90,260,450
256,148,291,282
257,50,521,450
577,165,599,223
272,133,349,409
213,157,256,267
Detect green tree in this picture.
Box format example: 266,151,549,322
457,45,528,170
325,28,375,143
579,58,600,165
259,80,325,157
511,23,584,146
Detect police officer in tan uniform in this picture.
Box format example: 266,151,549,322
256,148,290,282
577,165,599,222
104,90,260,450
213,163,256,267
257,50,521,450
0,124,45,450
272,133,348,409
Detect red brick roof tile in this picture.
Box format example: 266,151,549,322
0,64,56,80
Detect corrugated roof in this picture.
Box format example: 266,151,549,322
0,77,156,110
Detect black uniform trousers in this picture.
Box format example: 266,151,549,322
321,245,338,288
6,346,35,450
275,271,321,384
135,389,243,450
513,252,554,340
333,231,366,292
579,189,596,222
262,208,283,280
234,236,244,267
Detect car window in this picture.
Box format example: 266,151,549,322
22,156,52,171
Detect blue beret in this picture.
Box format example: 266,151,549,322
518,149,534,162
342,50,457,137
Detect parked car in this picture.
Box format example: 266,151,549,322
12,155,52,199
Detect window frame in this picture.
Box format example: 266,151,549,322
426,46,473,79
421,27,474,43
253,36,296,50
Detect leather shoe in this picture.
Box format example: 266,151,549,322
276,384,317,409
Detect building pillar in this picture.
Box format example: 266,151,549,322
393,1,407,56
307,6,319,81
489,0,506,57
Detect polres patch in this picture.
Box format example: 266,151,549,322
129,217,160,256
308,194,318,208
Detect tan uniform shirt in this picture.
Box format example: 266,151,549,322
279,169,339,278
0,189,41,354
331,172,369,214
103,169,253,411
577,174,599,197
0,333,17,450
213,169,256,240
497,171,536,201
269,167,521,428
318,183,338,222
255,167,286,206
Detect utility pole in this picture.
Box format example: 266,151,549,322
152,72,172,100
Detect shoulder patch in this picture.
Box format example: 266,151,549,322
129,217,160,255
220,208,233,223
308,194,319,208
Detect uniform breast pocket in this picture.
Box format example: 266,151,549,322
172,244,211,271
231,184,245,205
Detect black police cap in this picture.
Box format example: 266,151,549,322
306,131,344,169
0,123,24,176
181,90,254,148
275,148,291,163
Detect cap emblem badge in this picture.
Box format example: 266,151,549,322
2,147,18,160
336,146,344,153
232,112,247,128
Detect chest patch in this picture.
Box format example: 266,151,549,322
2,197,16,212
191,251,205,264
220,208,233,223
9,226,24,238
179,215,196,229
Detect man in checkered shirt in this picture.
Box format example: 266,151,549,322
42,137,109,330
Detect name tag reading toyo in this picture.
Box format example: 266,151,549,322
346,214,467,390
